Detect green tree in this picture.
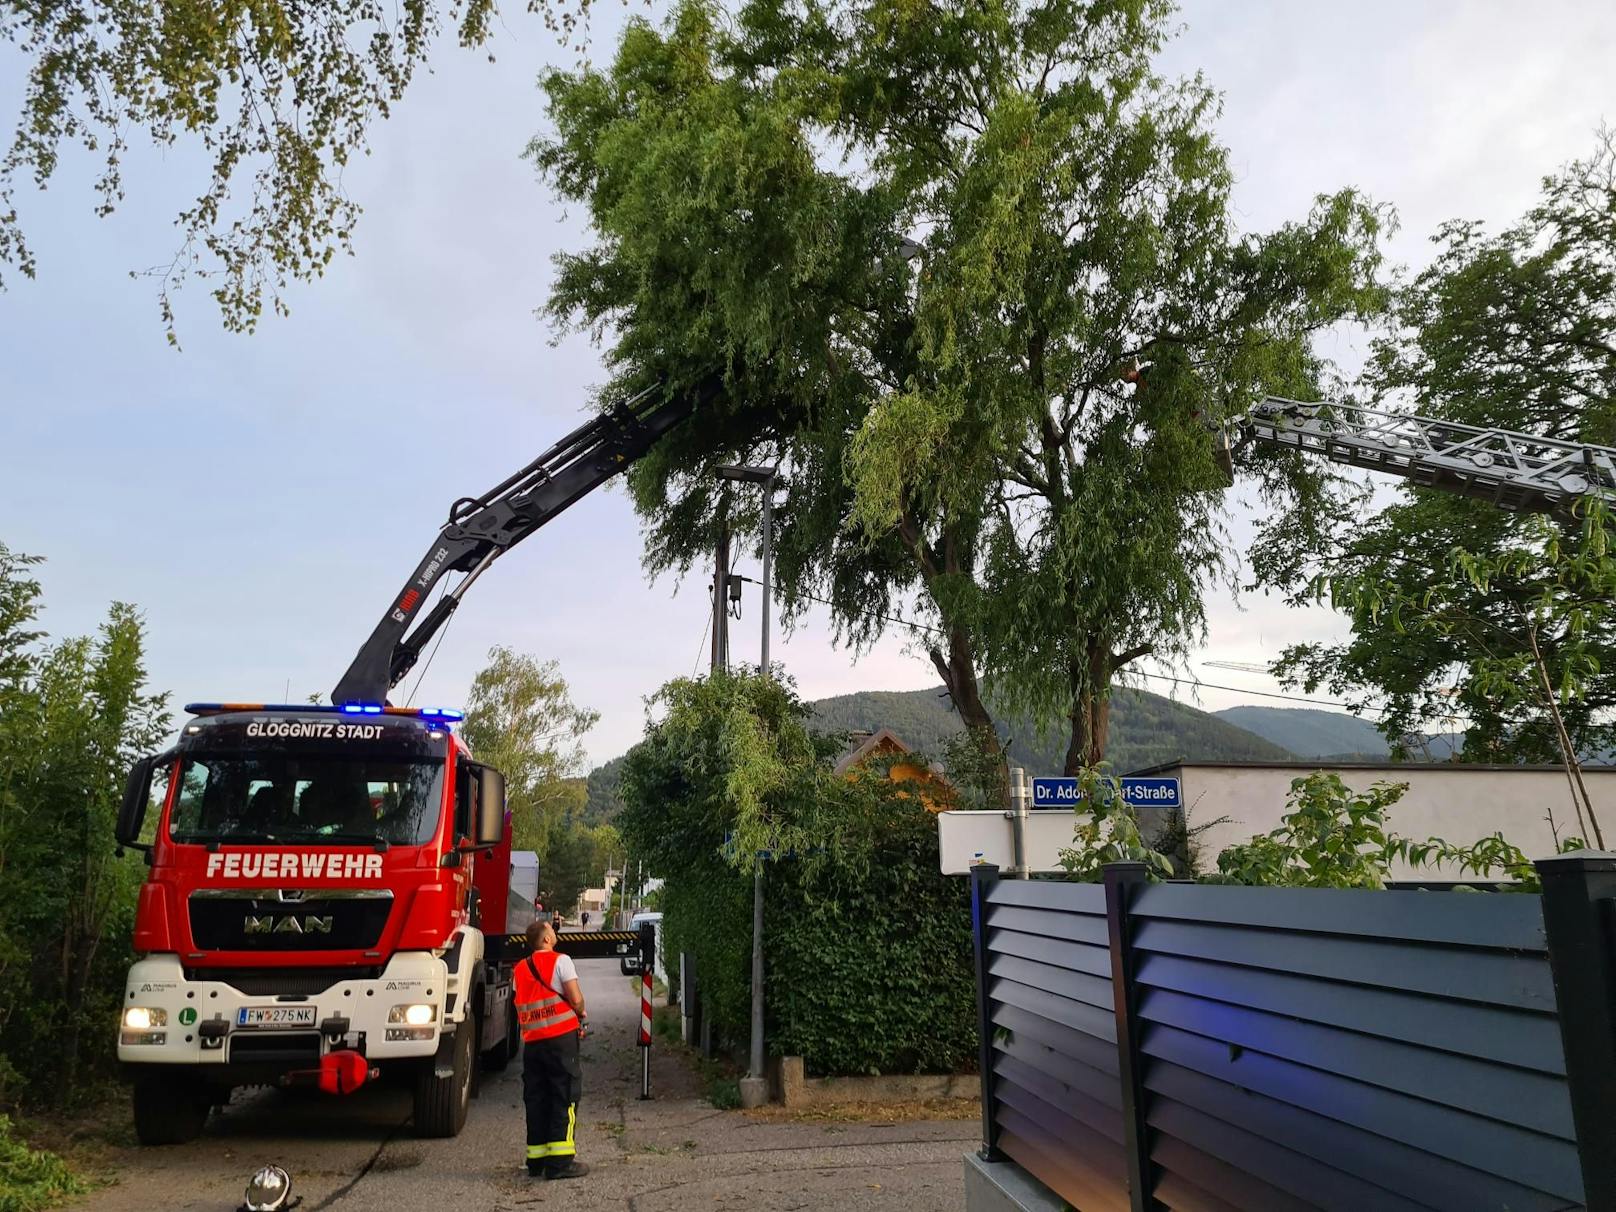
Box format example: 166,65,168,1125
459,646,600,905
0,0,598,338
0,544,170,1106
1277,134,1616,787
616,669,974,1073
536,0,1386,784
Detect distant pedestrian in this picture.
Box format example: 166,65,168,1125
580,910,590,929
515,919,590,1179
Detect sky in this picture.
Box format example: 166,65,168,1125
1,0,1612,768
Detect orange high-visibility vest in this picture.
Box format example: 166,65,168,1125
514,951,580,1042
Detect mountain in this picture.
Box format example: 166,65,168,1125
810,685,1292,775
1212,706,1389,759
580,685,1294,820
1213,706,1466,762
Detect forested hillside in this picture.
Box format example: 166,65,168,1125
583,684,1295,819
809,686,1292,774
1213,706,1390,758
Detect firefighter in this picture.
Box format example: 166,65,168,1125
515,918,589,1179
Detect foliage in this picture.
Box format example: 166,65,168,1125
1210,773,1409,889
459,646,613,911
766,804,975,1076
1145,807,1230,880
536,0,1386,783
0,0,612,339
461,646,598,815
942,727,1008,811
1204,771,1584,892
583,753,628,823
1056,767,1174,882
0,543,170,1107
1276,133,1616,775
0,1115,82,1212
619,671,857,878
618,670,975,1075
1289,501,1616,847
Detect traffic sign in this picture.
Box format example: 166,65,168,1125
1031,776,1181,810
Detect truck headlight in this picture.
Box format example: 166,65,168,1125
388,1004,436,1026
123,1007,167,1030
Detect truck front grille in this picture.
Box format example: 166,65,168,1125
188,890,393,952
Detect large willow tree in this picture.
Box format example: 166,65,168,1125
535,0,1386,776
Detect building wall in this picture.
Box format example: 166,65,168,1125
1158,764,1614,878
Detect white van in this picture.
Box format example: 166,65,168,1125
621,911,666,988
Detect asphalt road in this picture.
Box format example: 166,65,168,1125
75,959,975,1211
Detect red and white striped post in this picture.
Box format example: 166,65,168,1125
637,921,655,1099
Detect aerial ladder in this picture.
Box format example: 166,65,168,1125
1240,396,1616,514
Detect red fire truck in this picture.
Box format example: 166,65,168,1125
113,377,718,1144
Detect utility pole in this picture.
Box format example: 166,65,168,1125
717,464,778,1110
710,515,730,673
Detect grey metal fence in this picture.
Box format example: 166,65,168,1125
970,852,1616,1211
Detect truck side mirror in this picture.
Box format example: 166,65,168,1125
475,767,506,847
117,755,158,848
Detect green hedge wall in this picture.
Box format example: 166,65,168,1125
663,806,976,1077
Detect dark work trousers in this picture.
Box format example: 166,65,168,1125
522,1030,582,1171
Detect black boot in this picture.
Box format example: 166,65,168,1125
545,1160,590,1180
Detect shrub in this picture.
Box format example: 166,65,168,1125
620,671,977,1077
0,1117,83,1212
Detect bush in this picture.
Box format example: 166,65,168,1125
0,1117,83,1212
620,671,977,1077
766,805,974,1075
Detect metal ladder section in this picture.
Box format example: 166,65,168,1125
1247,396,1616,513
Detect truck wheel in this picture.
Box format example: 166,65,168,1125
413,1022,474,1138
132,1074,210,1146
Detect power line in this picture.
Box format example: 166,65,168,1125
694,610,712,676
404,580,456,707
1126,670,1388,716
731,575,1390,715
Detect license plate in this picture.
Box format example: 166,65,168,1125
236,1006,317,1027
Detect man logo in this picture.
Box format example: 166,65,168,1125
244,915,334,936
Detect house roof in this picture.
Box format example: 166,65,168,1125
833,727,912,776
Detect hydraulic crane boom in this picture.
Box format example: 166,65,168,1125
333,374,725,705
1245,396,1616,513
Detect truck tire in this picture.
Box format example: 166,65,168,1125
131,1074,210,1146
483,995,519,1072
413,1021,474,1138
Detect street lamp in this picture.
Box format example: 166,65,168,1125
715,462,778,1109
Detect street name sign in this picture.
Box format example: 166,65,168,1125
1031,776,1181,810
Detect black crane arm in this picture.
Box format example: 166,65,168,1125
332,374,725,705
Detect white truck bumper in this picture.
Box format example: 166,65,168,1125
117,952,451,1068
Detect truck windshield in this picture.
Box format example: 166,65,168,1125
168,754,446,846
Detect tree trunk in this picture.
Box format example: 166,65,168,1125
1062,641,1149,775
1063,644,1112,775
929,622,1009,806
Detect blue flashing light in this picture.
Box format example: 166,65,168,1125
184,701,462,722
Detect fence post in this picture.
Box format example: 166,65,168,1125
970,862,1002,1162
1536,849,1616,1209
1104,861,1154,1212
